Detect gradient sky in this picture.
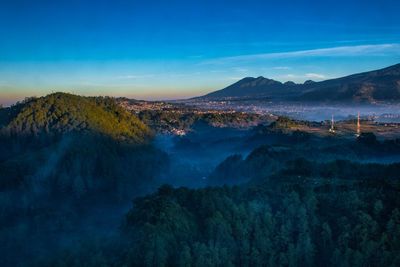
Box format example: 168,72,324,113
1,0,400,105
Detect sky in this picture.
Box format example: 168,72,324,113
1,0,400,105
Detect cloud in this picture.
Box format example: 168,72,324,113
115,74,155,80
276,73,329,82
201,43,400,65
272,66,291,70
305,73,326,79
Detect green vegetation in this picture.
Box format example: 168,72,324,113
39,157,400,267
0,93,169,267
208,144,400,186
267,116,317,132
1,93,400,267
138,109,270,133
3,92,152,142
120,177,400,267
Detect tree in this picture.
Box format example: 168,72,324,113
177,244,192,267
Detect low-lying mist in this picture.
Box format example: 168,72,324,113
191,101,400,122
1,113,400,266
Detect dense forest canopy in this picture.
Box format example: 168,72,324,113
0,92,400,267
0,93,170,266
0,92,152,142
137,109,271,133
39,164,400,267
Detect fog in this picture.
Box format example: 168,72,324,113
192,101,400,122
153,122,253,188
1,108,400,266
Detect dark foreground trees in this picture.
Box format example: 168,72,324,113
39,172,400,267
2,93,400,267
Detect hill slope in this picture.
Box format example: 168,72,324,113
0,94,169,266
0,92,152,142
199,63,400,103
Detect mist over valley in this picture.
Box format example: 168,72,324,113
2,1,400,265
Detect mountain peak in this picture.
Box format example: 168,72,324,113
284,81,297,86
304,80,315,85
198,63,400,103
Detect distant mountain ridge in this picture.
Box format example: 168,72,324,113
198,63,400,103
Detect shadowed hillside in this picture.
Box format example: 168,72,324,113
199,63,400,103
0,93,168,267
1,93,400,267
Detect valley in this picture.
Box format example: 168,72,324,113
2,1,400,266
1,92,400,266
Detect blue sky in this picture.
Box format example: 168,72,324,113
1,0,400,105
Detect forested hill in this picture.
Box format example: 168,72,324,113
0,94,169,266
0,92,152,143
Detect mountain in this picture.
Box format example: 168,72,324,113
198,63,400,103
0,92,152,142
200,76,296,100
299,63,400,102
